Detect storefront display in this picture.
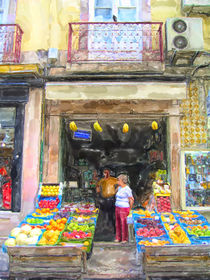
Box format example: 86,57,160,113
4,182,98,257
132,209,210,253
181,150,210,210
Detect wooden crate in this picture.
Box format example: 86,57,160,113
143,244,210,280
7,246,86,280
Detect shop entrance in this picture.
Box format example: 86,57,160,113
60,115,168,241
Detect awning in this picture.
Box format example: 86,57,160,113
46,81,187,100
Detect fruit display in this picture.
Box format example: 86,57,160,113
46,218,67,231
161,214,176,224
38,197,60,209
136,218,162,228
26,217,45,225
35,208,59,215
174,210,199,219
168,224,191,244
136,227,166,238
179,218,206,225
75,203,98,215
138,239,170,246
62,230,92,241
6,224,43,246
73,213,98,220
71,216,96,224
38,229,61,245
53,212,70,220
133,210,155,217
41,184,59,197
67,222,95,233
186,225,210,237
156,196,171,212
153,180,171,195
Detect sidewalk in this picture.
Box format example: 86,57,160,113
84,242,142,279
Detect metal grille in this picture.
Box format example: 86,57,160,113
0,24,23,63
68,22,163,63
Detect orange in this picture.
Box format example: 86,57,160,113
46,225,52,230
61,217,67,224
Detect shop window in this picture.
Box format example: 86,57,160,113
0,104,24,211
0,107,15,210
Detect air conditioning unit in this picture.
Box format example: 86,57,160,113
182,0,210,15
165,17,204,53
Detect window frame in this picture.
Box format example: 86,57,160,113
0,87,28,212
89,0,141,22
0,0,10,24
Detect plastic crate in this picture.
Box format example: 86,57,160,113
36,195,62,210
23,215,50,226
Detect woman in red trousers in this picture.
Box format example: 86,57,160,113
115,174,134,243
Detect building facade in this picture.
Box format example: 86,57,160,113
0,0,209,238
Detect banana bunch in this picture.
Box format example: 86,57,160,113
152,121,158,130
122,123,129,133
69,121,77,131
168,226,191,244
93,121,102,132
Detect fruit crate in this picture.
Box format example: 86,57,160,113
186,225,210,239
29,211,55,220
155,194,172,213
7,245,87,279
38,183,63,197
178,215,208,227
23,215,50,226
134,218,169,240
36,195,62,210
136,236,172,253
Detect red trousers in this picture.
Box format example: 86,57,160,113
115,206,130,242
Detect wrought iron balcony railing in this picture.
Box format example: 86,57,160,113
68,22,163,63
0,24,23,63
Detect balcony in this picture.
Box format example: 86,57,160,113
68,22,163,66
0,24,23,64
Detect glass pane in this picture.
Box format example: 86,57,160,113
95,0,112,8
0,107,15,210
118,8,136,22
119,0,136,6
184,151,210,208
95,8,112,21
0,108,16,127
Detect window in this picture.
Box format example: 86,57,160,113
0,0,9,24
90,0,140,22
0,99,26,212
0,107,15,210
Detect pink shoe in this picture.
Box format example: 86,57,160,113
114,239,120,243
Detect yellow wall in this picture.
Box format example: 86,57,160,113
16,0,210,51
16,0,80,51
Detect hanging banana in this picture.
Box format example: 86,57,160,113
69,121,77,131
122,123,129,133
93,121,103,132
151,121,158,130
